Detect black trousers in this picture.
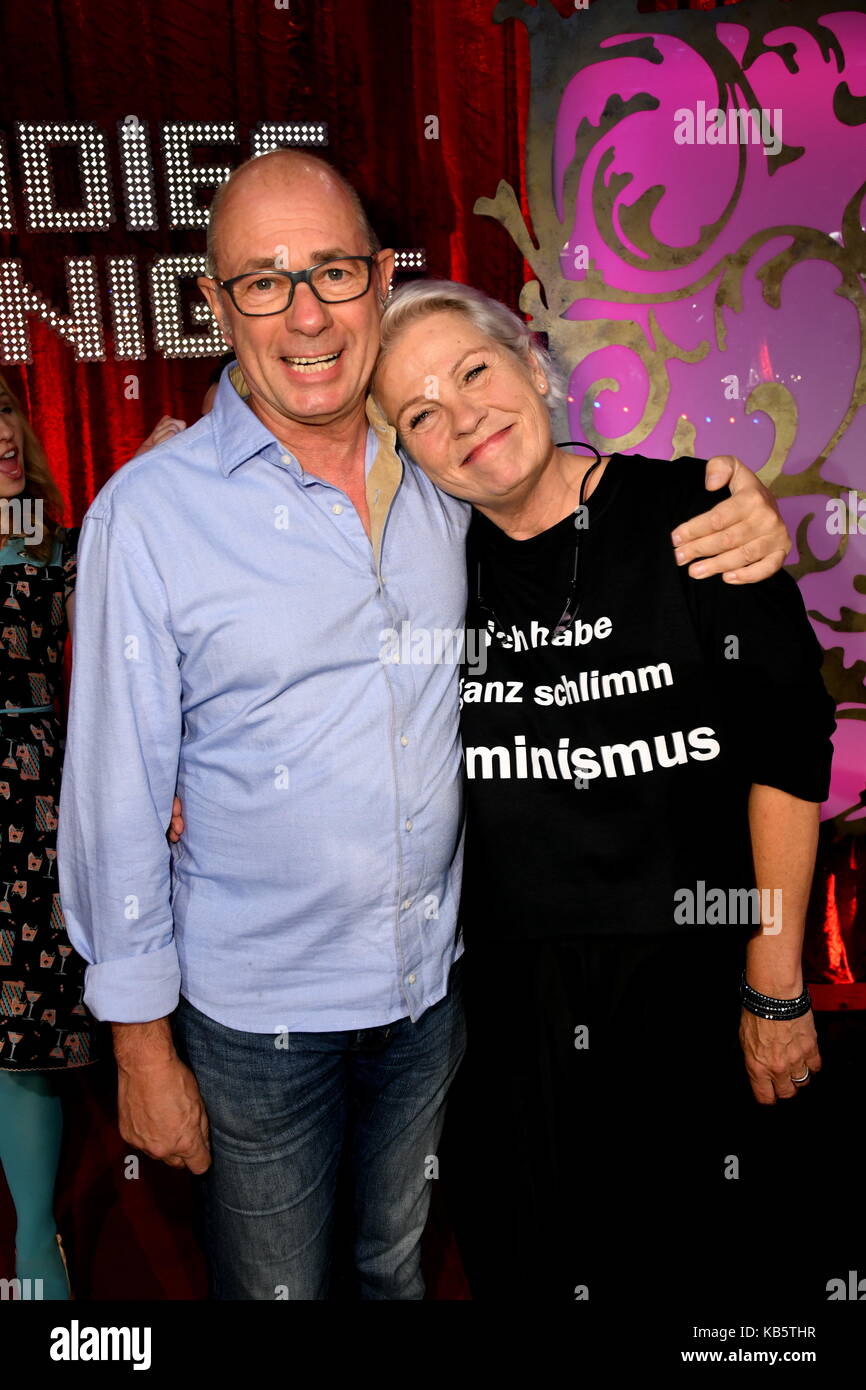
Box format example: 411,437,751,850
441,928,816,1307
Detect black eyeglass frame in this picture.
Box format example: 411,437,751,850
216,255,379,316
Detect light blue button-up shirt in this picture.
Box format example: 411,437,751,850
58,367,470,1032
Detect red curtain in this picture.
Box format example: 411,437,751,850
0,0,531,523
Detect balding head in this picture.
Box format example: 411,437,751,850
205,150,379,280
195,147,394,439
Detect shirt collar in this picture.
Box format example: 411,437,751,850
210,363,277,477
364,392,399,457
210,361,403,479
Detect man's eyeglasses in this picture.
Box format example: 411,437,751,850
217,256,377,316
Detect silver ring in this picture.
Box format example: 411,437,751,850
791,1069,810,1084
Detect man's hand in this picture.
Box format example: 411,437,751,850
133,416,187,458
113,1020,210,1173
739,1008,822,1106
671,454,791,583
167,794,184,843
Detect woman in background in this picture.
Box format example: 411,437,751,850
0,372,101,1299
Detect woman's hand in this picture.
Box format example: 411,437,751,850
739,1007,822,1104
672,454,790,582
133,416,187,457
167,794,185,843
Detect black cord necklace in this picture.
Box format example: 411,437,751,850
475,442,603,641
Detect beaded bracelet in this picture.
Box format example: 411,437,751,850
740,972,812,1021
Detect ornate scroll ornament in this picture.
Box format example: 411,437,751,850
476,0,866,833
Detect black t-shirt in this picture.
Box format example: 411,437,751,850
459,453,836,940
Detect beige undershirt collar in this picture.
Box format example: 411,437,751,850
228,365,402,567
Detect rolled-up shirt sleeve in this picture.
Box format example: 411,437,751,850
58,505,183,1022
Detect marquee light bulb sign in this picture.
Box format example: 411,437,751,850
0,121,426,362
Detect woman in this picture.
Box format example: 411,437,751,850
0,373,102,1299
372,283,835,1304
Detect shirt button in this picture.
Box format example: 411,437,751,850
331,503,343,515
400,736,409,747
407,973,416,985
401,899,413,911
405,819,413,831
281,453,292,465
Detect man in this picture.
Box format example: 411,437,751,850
58,150,790,1300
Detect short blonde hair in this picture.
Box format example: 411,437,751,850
374,279,566,414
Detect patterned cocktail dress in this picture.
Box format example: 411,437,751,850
0,526,101,1070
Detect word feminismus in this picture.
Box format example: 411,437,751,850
465,725,720,781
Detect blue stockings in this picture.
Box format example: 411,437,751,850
0,1069,70,1299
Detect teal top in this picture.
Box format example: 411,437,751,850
0,533,64,566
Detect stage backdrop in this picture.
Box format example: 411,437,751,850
0,0,532,512
0,0,863,980
470,0,866,980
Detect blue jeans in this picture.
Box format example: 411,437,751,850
171,957,466,1300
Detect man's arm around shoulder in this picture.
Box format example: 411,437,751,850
671,454,790,583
